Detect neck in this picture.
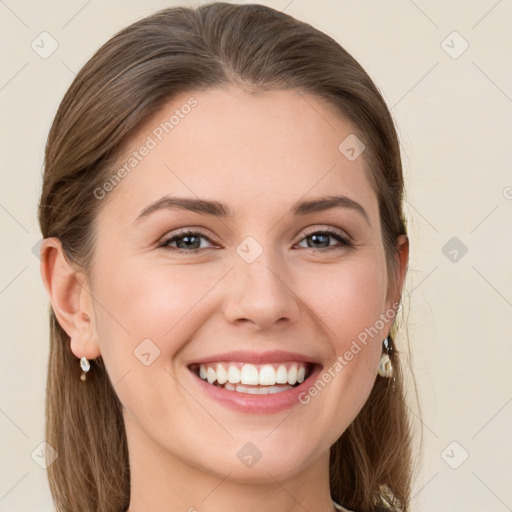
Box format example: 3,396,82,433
124,413,335,512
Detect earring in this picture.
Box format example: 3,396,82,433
378,336,393,378
80,357,90,381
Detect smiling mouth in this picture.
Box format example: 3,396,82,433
188,361,317,394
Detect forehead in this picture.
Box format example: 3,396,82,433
98,86,378,225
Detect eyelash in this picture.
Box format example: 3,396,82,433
158,227,353,254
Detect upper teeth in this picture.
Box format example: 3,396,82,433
195,362,308,386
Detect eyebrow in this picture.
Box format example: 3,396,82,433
133,194,371,226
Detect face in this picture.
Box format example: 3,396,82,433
81,86,405,482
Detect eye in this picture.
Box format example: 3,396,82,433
296,228,353,251
158,230,217,253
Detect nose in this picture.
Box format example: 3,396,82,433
223,247,301,331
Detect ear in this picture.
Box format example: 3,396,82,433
39,237,101,360
385,234,409,314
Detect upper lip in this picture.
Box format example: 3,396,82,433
187,350,322,366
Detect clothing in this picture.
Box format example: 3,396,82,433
332,500,355,512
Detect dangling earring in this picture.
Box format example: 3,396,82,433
80,357,90,381
378,336,393,378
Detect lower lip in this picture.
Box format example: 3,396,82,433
188,364,323,414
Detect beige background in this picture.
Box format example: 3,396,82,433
1,1,511,511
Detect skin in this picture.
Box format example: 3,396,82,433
41,86,408,512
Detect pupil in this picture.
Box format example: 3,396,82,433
309,234,328,248
178,235,199,250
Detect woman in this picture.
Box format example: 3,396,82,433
38,3,417,511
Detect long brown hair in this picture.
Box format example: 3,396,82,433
38,3,419,511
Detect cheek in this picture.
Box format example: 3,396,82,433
300,255,389,401
305,255,389,341
91,259,216,368
287,256,390,449
90,261,213,423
